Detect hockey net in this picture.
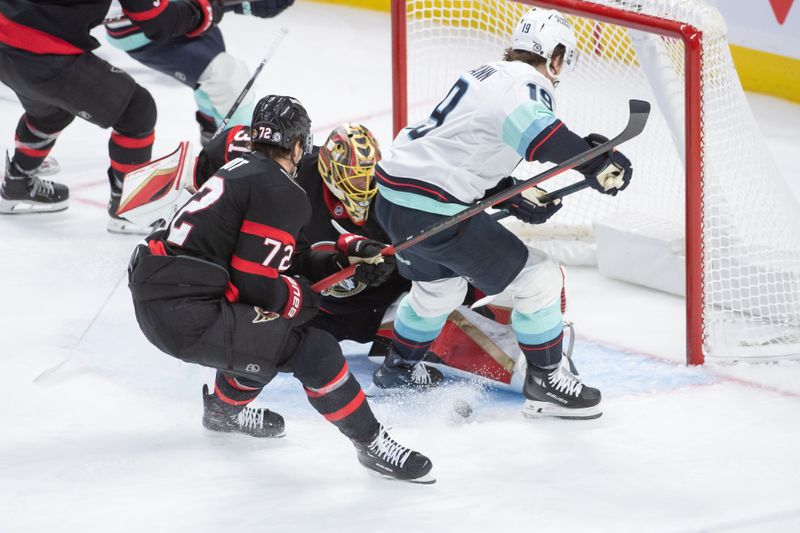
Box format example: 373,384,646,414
392,0,800,364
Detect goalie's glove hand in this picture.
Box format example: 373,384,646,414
582,133,633,196
232,0,294,18
336,234,396,287
495,179,562,225
185,0,224,37
280,275,320,326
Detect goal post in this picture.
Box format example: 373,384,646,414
391,0,800,365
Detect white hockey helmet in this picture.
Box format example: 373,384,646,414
511,8,578,78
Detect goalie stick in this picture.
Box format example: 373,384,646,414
312,99,651,293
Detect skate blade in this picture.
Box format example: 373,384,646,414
521,401,602,420
0,198,69,214
363,468,437,485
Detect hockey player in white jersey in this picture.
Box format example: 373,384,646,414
371,8,633,419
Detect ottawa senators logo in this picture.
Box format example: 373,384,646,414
252,306,280,324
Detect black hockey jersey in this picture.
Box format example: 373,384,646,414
156,151,340,313
0,0,201,54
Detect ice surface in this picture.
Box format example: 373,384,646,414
1,3,800,532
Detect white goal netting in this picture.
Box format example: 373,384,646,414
399,0,800,362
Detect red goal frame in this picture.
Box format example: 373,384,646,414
391,0,705,365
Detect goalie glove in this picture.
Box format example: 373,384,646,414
232,0,294,18
495,178,562,225
582,133,633,196
336,234,396,287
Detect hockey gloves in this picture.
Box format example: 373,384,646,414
582,133,633,196
495,178,562,225
232,0,295,18
336,234,396,287
279,275,320,326
185,0,224,37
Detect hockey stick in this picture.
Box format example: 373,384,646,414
33,273,127,384
103,0,249,25
212,26,290,139
312,99,650,293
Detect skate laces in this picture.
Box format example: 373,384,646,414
411,363,433,385
369,426,412,468
236,406,265,429
30,177,55,197
548,363,583,397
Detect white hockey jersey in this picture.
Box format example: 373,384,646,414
377,60,561,215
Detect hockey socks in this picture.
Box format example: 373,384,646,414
303,360,377,442
512,300,564,369
213,372,265,406
391,297,449,361
13,113,70,173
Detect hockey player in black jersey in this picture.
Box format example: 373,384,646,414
128,95,434,483
195,122,411,352
0,0,224,232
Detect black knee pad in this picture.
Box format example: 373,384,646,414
114,84,156,136
284,327,345,387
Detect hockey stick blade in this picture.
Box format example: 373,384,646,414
312,99,650,293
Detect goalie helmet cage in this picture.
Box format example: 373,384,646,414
391,0,800,365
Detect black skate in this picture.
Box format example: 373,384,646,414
371,348,444,392
202,384,285,438
354,425,435,484
522,357,602,420
0,153,68,214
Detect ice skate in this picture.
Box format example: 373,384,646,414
371,347,444,392
354,425,435,484
522,356,602,420
0,153,68,214
202,384,285,438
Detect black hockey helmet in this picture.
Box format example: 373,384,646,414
251,95,313,155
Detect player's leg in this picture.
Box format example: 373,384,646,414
110,26,253,146
106,82,157,234
502,249,602,419
279,326,434,482
0,50,71,213
372,196,526,389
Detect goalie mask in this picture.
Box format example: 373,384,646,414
318,123,381,224
511,8,578,80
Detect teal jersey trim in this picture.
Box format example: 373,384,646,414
511,300,563,345
502,101,557,158
377,184,467,216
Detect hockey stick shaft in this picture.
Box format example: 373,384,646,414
490,179,591,221
312,99,650,293
104,0,249,25
212,27,289,140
